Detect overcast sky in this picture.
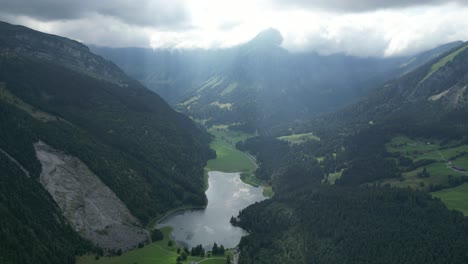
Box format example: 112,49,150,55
1,0,468,57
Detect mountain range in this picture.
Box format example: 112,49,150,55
2,20,468,264
230,37,468,264
0,21,213,263
91,28,463,133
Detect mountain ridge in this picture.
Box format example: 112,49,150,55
91,33,463,134
0,20,214,261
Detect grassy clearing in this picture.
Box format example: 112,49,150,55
325,170,343,184
206,126,256,174
386,136,440,155
384,163,452,190
209,101,233,110
181,95,200,106
432,183,468,216
277,132,320,145
220,82,238,96
206,137,256,173
262,185,274,198
240,173,273,197
384,136,468,190
399,57,416,68
206,125,273,197
76,227,229,264
197,76,224,92
240,172,261,187
386,136,468,164
452,156,468,168
422,44,468,82
384,136,468,214
0,83,58,122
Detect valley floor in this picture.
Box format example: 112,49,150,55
77,227,232,264
205,125,273,197
433,183,468,215
382,136,468,215
78,125,268,264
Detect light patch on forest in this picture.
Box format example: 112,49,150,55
220,82,238,96
422,44,468,82
210,101,233,110
277,132,320,144
0,83,57,122
197,76,224,92
180,95,200,106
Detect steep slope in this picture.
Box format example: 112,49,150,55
329,42,468,132
398,41,464,74
0,102,92,264
228,41,468,264
282,42,468,190
91,30,462,133
35,141,149,251
0,20,214,260
235,186,468,264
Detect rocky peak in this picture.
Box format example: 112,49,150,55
0,21,127,85
247,28,284,48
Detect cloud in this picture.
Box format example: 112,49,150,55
0,0,189,28
275,4,468,57
271,0,468,12
0,0,467,57
0,13,153,48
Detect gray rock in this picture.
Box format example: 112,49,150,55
35,141,149,251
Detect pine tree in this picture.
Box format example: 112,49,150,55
219,245,225,255
212,242,219,255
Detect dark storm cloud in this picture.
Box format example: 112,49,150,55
0,0,467,56
272,0,468,12
0,0,189,28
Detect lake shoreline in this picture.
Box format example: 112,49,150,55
155,171,266,250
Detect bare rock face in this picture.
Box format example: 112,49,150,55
34,141,149,251
0,21,128,85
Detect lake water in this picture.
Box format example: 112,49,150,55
157,171,266,249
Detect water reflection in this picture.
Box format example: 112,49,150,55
157,171,266,249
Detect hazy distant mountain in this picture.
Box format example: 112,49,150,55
0,21,213,262
91,29,462,132
327,42,468,133
228,41,468,264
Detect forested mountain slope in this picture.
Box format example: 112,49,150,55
0,21,213,262
321,42,468,132
231,40,468,264
234,186,468,264
0,134,92,264
92,29,462,133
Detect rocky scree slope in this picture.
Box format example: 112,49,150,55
0,20,214,256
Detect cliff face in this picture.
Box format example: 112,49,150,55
35,141,149,251
0,21,127,85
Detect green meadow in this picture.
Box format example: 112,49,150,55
206,125,273,197
384,135,468,215
433,183,468,216
422,44,468,82
277,132,320,145
325,170,343,184
385,136,468,189
76,227,230,264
